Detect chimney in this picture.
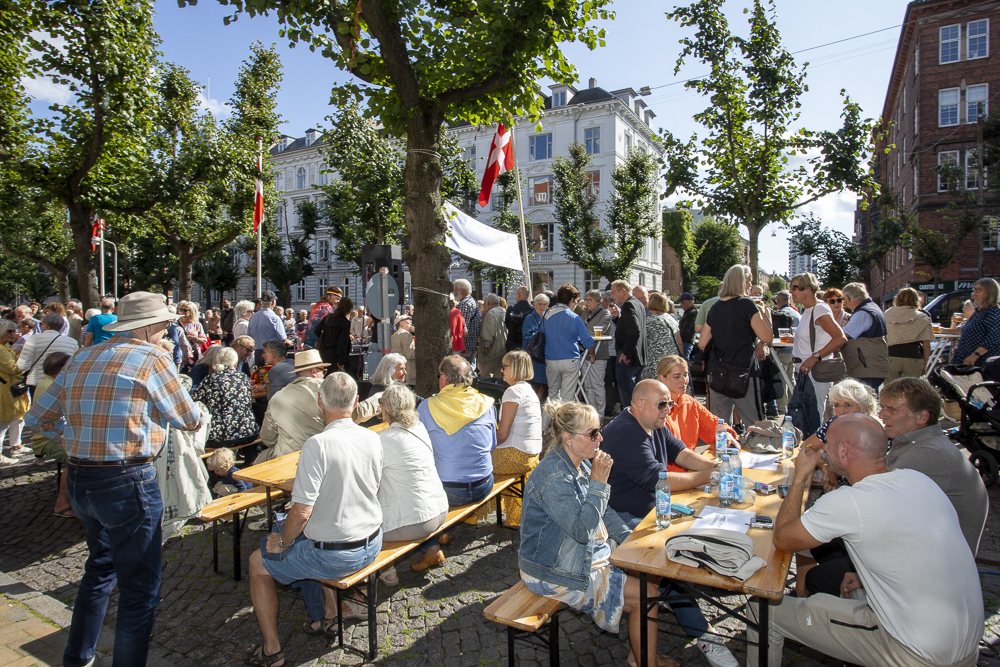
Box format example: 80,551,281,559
589,77,597,89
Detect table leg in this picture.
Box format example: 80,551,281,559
266,488,273,531
770,348,792,396
639,571,648,667
233,512,242,581
757,596,769,667
367,573,379,659
496,494,503,541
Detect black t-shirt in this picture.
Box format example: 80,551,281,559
705,297,760,372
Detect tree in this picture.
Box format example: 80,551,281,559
788,213,860,288
904,225,956,290
768,274,787,294
936,145,986,278
193,243,243,308
661,0,876,281
553,142,605,273
186,0,613,397
0,255,55,305
692,217,743,280
694,276,721,302
22,0,161,311
118,230,177,295
462,170,523,296
661,209,701,292
0,185,75,302
260,200,320,308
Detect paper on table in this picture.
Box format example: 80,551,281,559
690,506,754,534
740,452,780,471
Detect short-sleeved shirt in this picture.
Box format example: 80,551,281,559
600,408,686,518
694,296,719,327
248,308,286,349
800,469,983,664
704,297,760,371
86,313,117,345
499,381,542,454
793,302,835,360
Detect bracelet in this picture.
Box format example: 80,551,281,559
279,535,287,549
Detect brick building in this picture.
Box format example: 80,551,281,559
855,0,1000,305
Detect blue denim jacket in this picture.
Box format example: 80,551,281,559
519,446,632,591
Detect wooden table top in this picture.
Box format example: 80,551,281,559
609,463,798,601
232,451,301,493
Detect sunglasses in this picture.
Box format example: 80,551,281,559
657,400,675,411
573,427,603,441
789,286,804,291
827,298,843,304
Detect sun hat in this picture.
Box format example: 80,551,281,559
394,314,411,327
293,349,330,372
102,292,172,332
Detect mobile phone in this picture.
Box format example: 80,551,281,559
750,515,773,529
777,484,791,498
670,503,695,515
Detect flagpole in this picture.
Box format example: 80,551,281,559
256,137,263,299
507,120,532,300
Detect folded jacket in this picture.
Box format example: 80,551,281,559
665,528,767,582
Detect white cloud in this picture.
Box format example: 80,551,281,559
197,92,231,118
21,76,71,105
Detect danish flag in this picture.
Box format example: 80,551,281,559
478,124,515,208
253,138,264,232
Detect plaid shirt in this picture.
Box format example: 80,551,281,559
458,295,482,352
24,332,200,461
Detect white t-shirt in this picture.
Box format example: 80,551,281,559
499,381,543,454
793,302,835,360
800,469,983,664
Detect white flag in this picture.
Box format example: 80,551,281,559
443,202,525,273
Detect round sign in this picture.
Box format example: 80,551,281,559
366,273,400,320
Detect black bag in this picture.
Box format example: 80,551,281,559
707,358,751,399
525,314,547,365
8,336,57,397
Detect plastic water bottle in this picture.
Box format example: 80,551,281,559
715,419,728,455
655,471,672,529
782,416,795,459
719,455,736,507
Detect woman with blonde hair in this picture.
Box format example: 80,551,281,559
789,272,848,424
885,287,933,379
191,346,258,450
953,277,1000,367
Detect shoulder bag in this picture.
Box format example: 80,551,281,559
808,309,847,383
525,313,547,365
9,336,58,396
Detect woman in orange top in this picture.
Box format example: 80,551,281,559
656,355,738,472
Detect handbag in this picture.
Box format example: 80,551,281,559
525,312,547,365
707,358,751,399
808,310,846,383
10,336,58,397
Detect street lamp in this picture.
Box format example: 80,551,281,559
93,236,119,302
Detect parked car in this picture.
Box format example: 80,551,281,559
923,290,972,325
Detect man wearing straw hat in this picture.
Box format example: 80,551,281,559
25,291,201,667
256,349,329,463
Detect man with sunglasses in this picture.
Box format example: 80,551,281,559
600,379,737,667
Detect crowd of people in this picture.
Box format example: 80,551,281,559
1,267,994,667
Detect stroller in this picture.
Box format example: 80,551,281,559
929,364,1000,487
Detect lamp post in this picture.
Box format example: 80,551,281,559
93,237,119,302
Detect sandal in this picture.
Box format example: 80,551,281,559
378,566,398,586
301,616,336,636
341,597,368,620
53,507,75,518
243,644,285,667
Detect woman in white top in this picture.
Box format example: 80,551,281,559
491,350,543,527
377,384,449,585
231,300,254,340
790,272,847,420
16,313,79,395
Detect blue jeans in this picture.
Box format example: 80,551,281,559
683,342,694,360
616,510,708,639
420,474,493,552
63,464,163,667
857,377,883,392
616,362,643,408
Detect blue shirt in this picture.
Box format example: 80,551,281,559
219,465,251,492
843,310,873,339
248,309,286,350
542,305,595,361
954,307,1000,367
778,305,801,327
86,313,117,345
416,399,497,483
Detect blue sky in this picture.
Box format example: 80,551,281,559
29,0,910,275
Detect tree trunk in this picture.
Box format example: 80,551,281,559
472,267,483,301
404,113,452,399
56,269,70,305
747,225,761,284
69,205,99,311
177,245,193,303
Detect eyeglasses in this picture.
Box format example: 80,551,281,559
826,298,843,304
501,364,508,370
657,400,674,411
789,286,803,291
572,427,603,441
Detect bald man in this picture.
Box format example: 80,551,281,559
748,415,983,667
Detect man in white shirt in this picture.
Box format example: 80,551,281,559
748,414,983,667
244,372,383,667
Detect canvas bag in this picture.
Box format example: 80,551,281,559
808,310,847,383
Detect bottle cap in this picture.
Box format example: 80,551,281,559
658,471,667,479
722,454,730,461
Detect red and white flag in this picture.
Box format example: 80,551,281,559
253,140,264,232
478,123,514,208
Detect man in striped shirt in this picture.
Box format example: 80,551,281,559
25,291,200,667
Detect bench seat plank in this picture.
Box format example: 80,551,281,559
484,581,564,632
198,486,286,522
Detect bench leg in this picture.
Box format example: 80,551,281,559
212,520,219,574
507,626,515,667
266,489,273,531
233,511,243,582
55,462,62,494
335,588,344,648
496,494,503,542
548,614,559,667
366,574,379,660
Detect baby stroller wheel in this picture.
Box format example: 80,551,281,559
968,449,998,488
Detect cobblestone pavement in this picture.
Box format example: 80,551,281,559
1,455,999,666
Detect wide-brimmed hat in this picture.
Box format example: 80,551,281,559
294,349,330,372
103,292,172,332
394,314,411,327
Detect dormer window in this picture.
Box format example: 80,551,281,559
305,129,319,146
553,91,567,107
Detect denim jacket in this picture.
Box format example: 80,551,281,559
519,446,632,591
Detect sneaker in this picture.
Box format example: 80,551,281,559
247,519,270,532
696,635,738,667
0,455,18,466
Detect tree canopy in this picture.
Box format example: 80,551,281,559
692,217,743,280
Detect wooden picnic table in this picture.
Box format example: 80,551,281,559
609,461,800,667
232,451,300,525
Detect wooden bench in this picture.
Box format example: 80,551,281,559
198,486,287,581
199,438,262,459
317,474,524,660
484,581,565,666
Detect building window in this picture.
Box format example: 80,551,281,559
318,239,329,262
296,167,307,190
984,216,1000,250
528,175,553,206
295,280,307,301
915,45,919,75
967,150,981,190
914,106,919,135
625,133,633,152
902,185,906,203
968,19,989,59
342,278,350,298
967,84,988,124
211,290,220,303
586,170,600,199
939,88,959,126
584,127,600,154
940,24,960,63
902,137,906,164
275,171,284,191
638,272,646,287
316,277,328,300
491,189,506,212
463,144,477,167
319,165,329,186
913,155,919,197
532,222,554,252
938,150,959,191
529,134,552,161
584,271,601,292
553,91,567,107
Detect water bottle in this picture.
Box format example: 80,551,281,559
655,471,672,529
730,445,743,479
715,419,728,455
782,416,795,459
719,455,736,507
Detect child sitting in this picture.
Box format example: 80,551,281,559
30,352,74,517
205,447,251,497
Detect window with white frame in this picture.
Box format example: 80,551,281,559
296,167,307,190
939,88,960,126
316,276,329,300
638,272,646,287
584,128,601,154
968,84,988,124
319,165,329,186
902,185,906,203
913,155,919,197
967,150,982,190
318,239,330,262
938,150,959,191
940,24,960,63
584,271,601,293
528,175,553,206
968,19,989,59
211,290,220,304
903,137,906,164
295,280,307,301
625,133,633,152
553,91,567,107
491,189,506,212
984,216,1000,250
586,170,600,199
463,144,477,167
532,222,554,252
914,106,919,135
529,134,552,161
275,171,284,191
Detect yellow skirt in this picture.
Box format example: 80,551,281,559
476,446,540,527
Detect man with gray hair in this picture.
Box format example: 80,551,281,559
262,339,295,399
478,293,507,378
17,312,79,398
257,350,329,462
841,282,889,391
244,371,383,666
582,288,612,415
453,279,481,368
248,289,291,367
505,286,533,352
66,301,84,343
